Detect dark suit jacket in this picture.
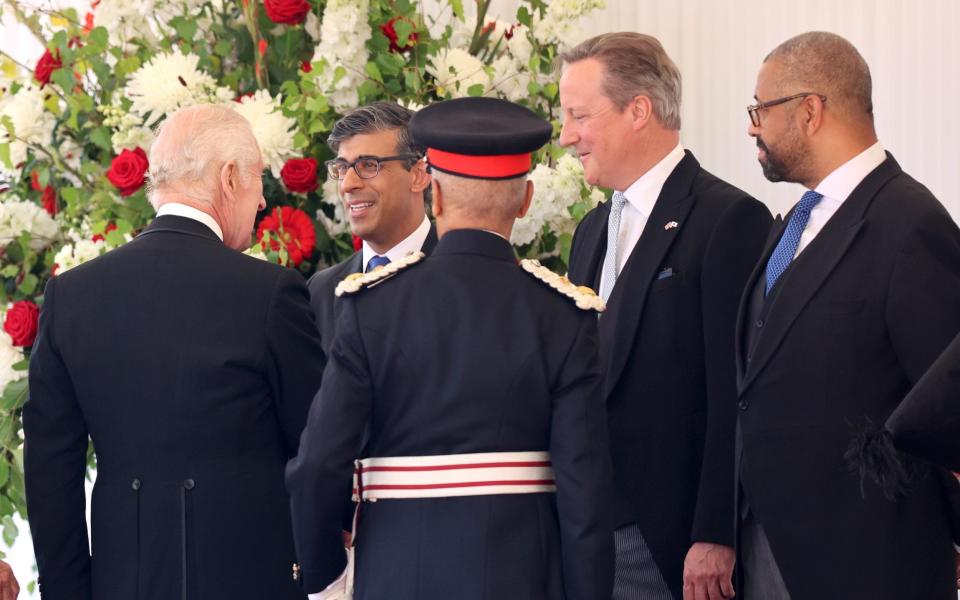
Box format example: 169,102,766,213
735,154,960,599
306,224,437,355
24,215,326,600
567,151,771,598
287,229,614,600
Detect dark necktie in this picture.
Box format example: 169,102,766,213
366,255,391,273
764,190,823,295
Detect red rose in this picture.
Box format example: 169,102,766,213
4,300,40,347
41,185,57,216
263,0,310,25
352,234,362,252
91,222,118,242
30,170,43,191
280,158,319,194
107,147,149,197
256,206,316,267
34,48,62,87
380,16,418,53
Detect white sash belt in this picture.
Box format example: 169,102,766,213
352,451,556,501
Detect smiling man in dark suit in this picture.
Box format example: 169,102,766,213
737,31,960,599
560,32,771,600
24,104,325,600
307,102,434,355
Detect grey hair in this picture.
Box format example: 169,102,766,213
147,104,261,206
765,31,873,120
432,170,526,222
559,32,682,130
327,101,424,167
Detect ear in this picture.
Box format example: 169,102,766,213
630,95,654,131
220,160,239,201
430,179,443,218
517,179,534,218
410,160,431,193
799,95,825,136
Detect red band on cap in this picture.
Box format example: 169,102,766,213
427,148,531,179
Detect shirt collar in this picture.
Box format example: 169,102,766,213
155,202,224,241
814,141,886,203
362,215,431,271
620,143,685,217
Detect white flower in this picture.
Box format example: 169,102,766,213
316,177,350,237
94,0,158,47
52,239,107,274
124,49,234,126
490,54,530,103
512,154,592,247
231,90,297,178
0,85,57,172
304,11,322,42
532,0,606,48
311,0,371,112
428,48,491,98
0,329,26,393
0,198,59,251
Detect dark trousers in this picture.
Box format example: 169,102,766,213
612,524,674,600
740,512,791,600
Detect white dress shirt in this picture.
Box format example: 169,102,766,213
598,143,685,294
155,202,224,241
361,215,431,272
794,141,886,258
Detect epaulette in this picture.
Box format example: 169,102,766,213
335,252,426,297
520,259,605,312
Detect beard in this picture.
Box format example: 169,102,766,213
756,127,806,184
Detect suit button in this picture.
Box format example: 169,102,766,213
183,478,195,490
738,400,749,411
131,478,141,491
755,319,764,328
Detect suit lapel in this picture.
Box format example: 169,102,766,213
740,154,902,394
422,224,439,254
735,214,785,382
599,152,700,398
567,203,609,290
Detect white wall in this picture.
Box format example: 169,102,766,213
575,0,960,219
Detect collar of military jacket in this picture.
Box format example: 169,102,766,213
432,228,517,263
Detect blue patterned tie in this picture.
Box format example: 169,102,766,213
764,190,823,295
599,191,629,303
366,255,391,273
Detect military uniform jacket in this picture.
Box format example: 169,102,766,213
24,215,326,600
567,151,771,598
286,228,615,600
734,154,960,599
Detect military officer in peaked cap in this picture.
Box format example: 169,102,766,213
286,97,615,600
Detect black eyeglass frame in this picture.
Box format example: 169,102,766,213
747,93,827,127
324,154,422,180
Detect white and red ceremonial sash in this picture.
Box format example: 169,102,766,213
352,451,555,501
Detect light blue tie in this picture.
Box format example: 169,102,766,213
599,191,628,303
366,255,391,273
764,190,823,295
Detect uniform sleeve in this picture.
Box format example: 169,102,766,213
285,297,371,593
23,277,93,600
264,268,327,457
692,196,772,546
549,313,615,600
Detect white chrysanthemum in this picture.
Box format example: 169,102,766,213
124,49,234,126
0,85,57,171
232,90,297,178
311,0,371,112
512,154,592,247
52,239,107,273
0,198,59,251
429,48,491,98
533,0,606,48
0,329,26,392
94,0,158,47
316,178,350,237
490,54,530,103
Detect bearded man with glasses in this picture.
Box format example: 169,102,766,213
307,102,436,357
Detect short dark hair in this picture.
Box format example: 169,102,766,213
327,101,424,169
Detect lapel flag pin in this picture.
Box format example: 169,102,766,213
664,221,679,230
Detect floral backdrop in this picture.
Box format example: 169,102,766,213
0,0,606,560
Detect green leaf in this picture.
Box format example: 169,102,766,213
11,359,28,372
115,55,141,79
0,462,8,490
89,127,112,152
364,61,384,83
0,143,10,170
293,131,308,150
1,516,18,548
543,82,559,100
467,83,485,97
1,265,18,278
517,6,532,27
393,20,414,49
375,53,403,78
450,0,465,20
51,68,74,92
169,16,198,42
87,26,109,52
305,95,329,114
105,230,125,247
18,273,38,296
0,378,28,412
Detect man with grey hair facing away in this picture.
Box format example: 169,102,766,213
24,104,326,600
736,31,960,599
560,32,771,600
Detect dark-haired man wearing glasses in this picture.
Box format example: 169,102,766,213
307,101,435,356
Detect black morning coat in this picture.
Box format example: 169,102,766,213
567,150,772,599
286,228,615,600
735,154,960,599
24,215,326,600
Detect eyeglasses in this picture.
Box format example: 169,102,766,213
747,93,827,127
324,154,421,180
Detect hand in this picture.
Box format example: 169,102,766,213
682,542,735,600
0,560,19,600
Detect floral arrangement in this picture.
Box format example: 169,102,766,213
0,0,605,549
